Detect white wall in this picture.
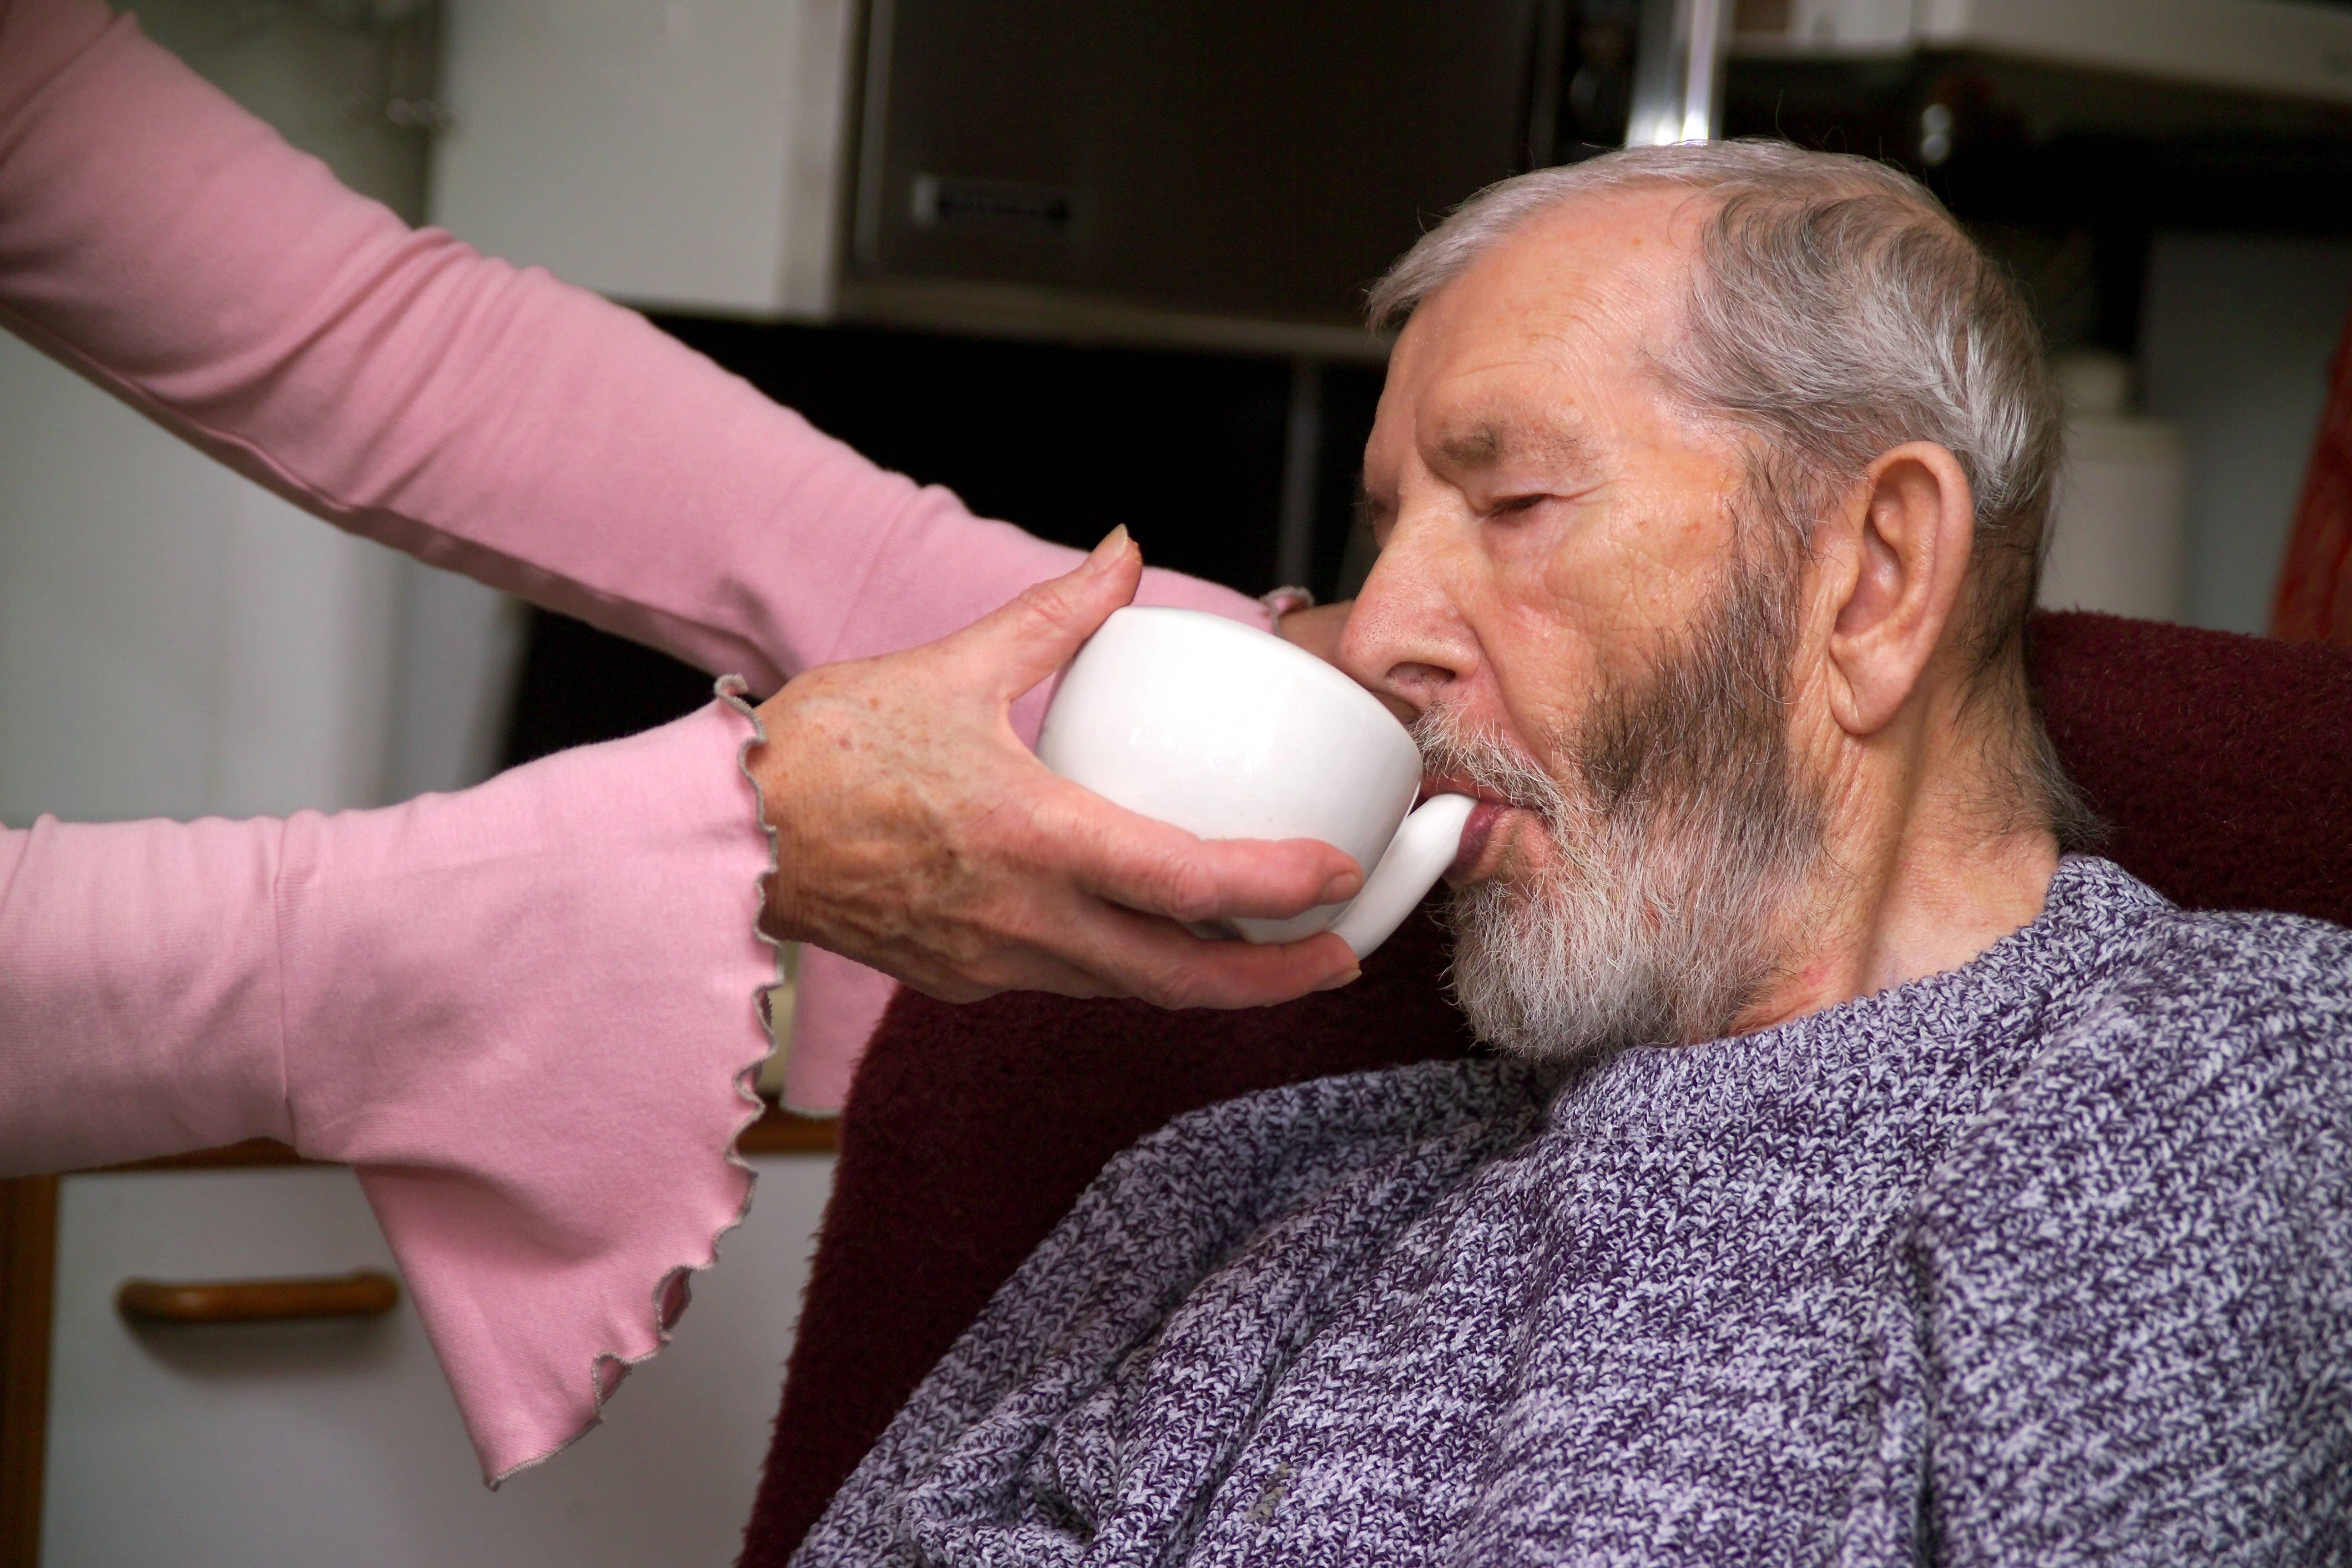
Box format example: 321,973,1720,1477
384,563,527,804
2140,234,2352,636
0,319,522,827
0,337,402,824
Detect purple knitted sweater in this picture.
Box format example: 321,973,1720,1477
796,857,2352,1565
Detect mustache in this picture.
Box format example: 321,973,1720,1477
1410,705,1569,827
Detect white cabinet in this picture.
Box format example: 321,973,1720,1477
41,1155,833,1568
429,0,858,318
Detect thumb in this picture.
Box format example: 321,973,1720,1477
963,525,1144,698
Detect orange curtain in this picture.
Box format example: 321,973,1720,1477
2272,297,2352,645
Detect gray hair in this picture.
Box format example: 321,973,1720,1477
1369,140,2099,850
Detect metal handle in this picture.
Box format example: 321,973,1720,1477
1628,0,1736,146
116,1270,399,1326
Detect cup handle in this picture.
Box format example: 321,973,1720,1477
1326,793,1476,960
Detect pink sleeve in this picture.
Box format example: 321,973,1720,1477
0,696,778,1483
0,0,1268,1114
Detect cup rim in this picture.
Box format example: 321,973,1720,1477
1101,605,1404,737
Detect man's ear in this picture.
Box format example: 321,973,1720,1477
1821,441,1976,738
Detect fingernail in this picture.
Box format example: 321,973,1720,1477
1086,524,1131,572
1316,871,1364,904
1314,963,1361,993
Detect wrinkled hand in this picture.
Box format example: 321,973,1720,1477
749,530,1364,1007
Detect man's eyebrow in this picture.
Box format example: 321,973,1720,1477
1432,417,1595,474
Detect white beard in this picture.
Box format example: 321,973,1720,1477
1420,554,1825,1060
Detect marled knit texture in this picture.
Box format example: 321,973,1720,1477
796,857,2352,1565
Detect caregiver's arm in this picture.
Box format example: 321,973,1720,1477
0,0,1358,1003
0,703,776,1483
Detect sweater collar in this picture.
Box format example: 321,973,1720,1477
1536,855,2172,1130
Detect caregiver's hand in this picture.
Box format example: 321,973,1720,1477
749,529,1364,1007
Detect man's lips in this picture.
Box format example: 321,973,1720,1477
1447,801,1509,879
1420,774,1519,879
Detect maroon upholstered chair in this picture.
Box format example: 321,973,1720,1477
736,610,2352,1567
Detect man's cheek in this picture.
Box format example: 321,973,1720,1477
1526,497,1645,619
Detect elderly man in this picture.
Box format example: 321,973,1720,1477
796,143,2352,1564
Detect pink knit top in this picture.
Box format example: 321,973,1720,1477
0,0,1264,1483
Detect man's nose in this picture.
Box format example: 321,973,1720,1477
1337,511,1477,722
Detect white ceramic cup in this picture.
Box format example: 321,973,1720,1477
1035,606,1474,959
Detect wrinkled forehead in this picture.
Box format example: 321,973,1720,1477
1373,186,1706,467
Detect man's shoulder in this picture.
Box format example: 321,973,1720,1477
1923,891,2350,1235
2087,897,2352,1061
1912,896,2352,1557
